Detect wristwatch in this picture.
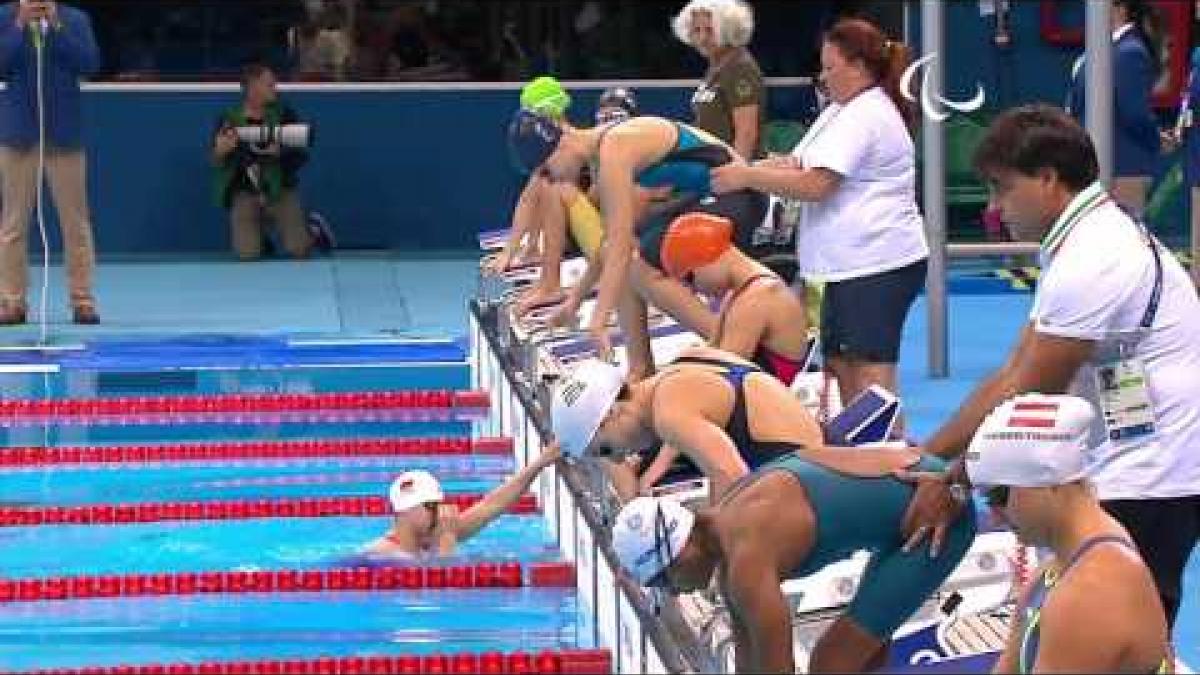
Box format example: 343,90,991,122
947,476,970,504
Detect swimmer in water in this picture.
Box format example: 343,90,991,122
362,443,561,559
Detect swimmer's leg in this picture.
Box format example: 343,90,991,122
516,178,569,315
810,502,978,672
617,279,654,380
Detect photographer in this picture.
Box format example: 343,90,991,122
212,63,331,260
0,0,100,324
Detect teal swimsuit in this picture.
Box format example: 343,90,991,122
748,451,978,639
632,121,732,196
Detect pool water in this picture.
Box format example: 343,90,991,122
0,353,591,672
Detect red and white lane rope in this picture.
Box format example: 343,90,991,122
0,390,491,427
0,437,513,468
13,647,611,675
0,561,576,603
0,494,539,527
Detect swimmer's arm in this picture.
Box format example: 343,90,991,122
589,137,640,335
502,174,547,259
742,165,841,202
653,385,748,501
637,445,681,493
455,443,561,542
713,291,769,359
720,546,793,673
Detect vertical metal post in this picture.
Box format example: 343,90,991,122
1086,0,1115,186
922,0,949,378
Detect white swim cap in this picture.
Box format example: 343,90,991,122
966,394,1095,488
551,359,626,458
611,496,695,585
388,470,444,512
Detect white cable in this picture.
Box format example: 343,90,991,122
34,18,49,346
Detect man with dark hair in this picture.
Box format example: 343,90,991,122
902,104,1200,636
211,63,331,260
0,0,100,324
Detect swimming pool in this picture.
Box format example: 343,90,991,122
0,353,605,673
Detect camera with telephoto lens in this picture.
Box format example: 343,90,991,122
234,124,312,149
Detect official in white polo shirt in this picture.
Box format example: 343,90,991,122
710,17,928,422
903,105,1200,632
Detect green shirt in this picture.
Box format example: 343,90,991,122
691,49,765,159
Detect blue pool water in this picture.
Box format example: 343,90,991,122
0,516,558,578
0,590,585,671
0,354,586,671
0,456,511,504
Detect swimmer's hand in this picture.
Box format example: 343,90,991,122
894,468,967,558
586,318,614,362
514,285,565,317
482,249,514,276
547,291,582,329
533,441,563,468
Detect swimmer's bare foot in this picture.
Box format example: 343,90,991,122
515,286,565,317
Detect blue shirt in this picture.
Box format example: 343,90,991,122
1067,29,1161,177
0,3,99,149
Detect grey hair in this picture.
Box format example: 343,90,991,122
671,0,755,49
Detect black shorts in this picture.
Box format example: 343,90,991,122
820,259,927,363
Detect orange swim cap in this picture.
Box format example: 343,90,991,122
659,212,734,279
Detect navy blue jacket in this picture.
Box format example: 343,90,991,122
0,3,99,149
1067,29,1161,177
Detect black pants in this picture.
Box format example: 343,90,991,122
1102,495,1200,629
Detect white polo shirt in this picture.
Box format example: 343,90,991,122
785,86,929,282
1031,182,1200,500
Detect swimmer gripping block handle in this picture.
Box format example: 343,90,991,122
824,385,899,447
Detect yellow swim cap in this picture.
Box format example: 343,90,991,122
658,212,734,279
520,76,571,119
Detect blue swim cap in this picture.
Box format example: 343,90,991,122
508,109,563,175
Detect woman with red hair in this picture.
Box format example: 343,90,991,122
711,17,927,435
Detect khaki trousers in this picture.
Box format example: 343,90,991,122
0,147,95,307
230,189,312,260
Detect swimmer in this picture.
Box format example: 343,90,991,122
552,349,826,501
608,441,975,672
361,443,560,559
963,394,1174,673
638,211,811,386
508,105,789,372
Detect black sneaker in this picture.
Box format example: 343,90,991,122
307,211,335,253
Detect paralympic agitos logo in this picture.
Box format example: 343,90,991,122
900,53,985,122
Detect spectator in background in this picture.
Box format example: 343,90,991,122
1066,0,1164,213
0,0,101,325
673,0,765,161
211,63,332,261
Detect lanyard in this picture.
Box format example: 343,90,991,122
1134,216,1164,330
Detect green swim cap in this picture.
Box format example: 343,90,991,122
520,76,571,119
